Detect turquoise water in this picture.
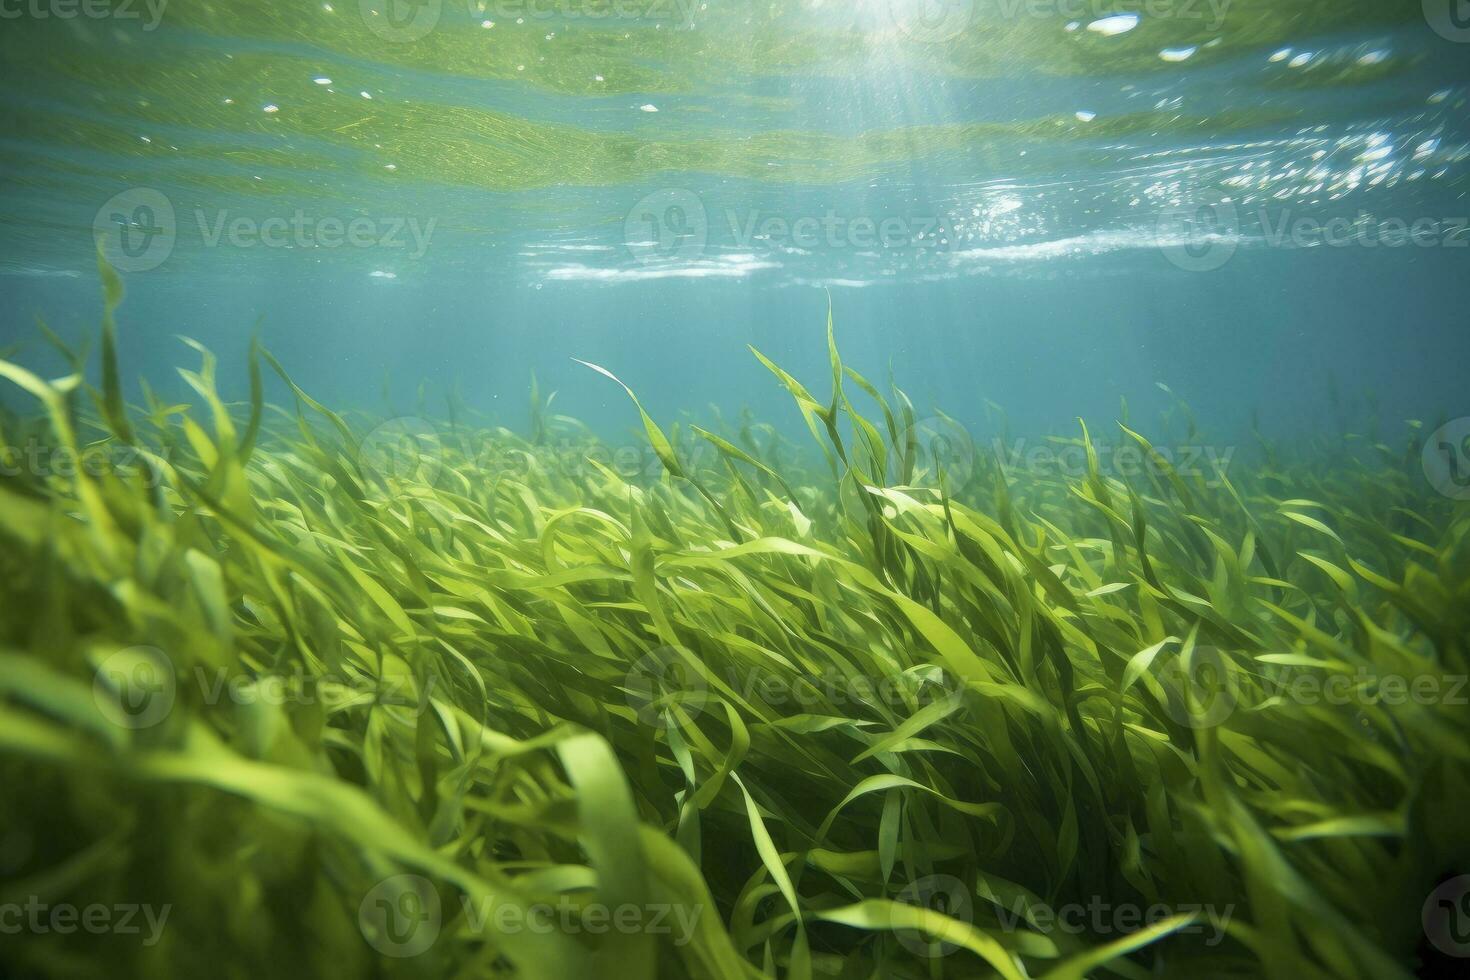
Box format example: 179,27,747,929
6,7,1470,979
1,2,1468,441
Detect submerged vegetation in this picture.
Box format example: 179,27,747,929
1,267,1468,979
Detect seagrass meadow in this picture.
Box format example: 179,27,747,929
0,261,1467,980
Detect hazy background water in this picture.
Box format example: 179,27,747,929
2,0,1467,453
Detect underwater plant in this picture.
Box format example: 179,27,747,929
0,261,1467,980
